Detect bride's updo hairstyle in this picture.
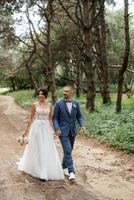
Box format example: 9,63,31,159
37,87,48,98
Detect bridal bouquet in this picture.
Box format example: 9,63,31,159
17,135,29,145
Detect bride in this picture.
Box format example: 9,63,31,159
17,87,64,181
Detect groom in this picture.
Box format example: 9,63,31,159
53,86,84,180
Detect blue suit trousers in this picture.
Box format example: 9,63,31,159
60,131,75,174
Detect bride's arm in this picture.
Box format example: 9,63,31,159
23,103,36,136
49,104,54,128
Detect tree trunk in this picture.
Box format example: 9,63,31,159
9,76,15,91
64,46,70,85
82,0,95,111
127,74,134,97
75,60,81,97
46,0,57,104
25,63,38,91
24,50,38,93
99,1,110,104
93,0,110,104
7,61,15,91
116,0,130,112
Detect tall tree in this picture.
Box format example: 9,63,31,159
26,0,57,103
46,0,57,104
93,0,111,104
58,0,96,111
0,2,17,90
82,0,95,111
116,0,130,112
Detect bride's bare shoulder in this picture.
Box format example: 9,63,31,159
48,102,53,109
32,102,38,107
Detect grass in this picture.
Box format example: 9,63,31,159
5,89,134,153
82,95,134,153
7,89,36,107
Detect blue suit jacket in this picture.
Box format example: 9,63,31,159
53,99,84,136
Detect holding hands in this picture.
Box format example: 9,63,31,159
54,130,61,137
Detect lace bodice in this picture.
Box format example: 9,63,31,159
35,104,50,120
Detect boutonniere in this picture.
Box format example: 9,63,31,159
73,104,76,108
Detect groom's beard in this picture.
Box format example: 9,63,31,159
63,95,72,99
63,96,67,99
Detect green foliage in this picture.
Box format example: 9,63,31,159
8,89,36,107
14,69,31,89
107,9,125,64
0,69,8,87
83,96,134,153
106,8,134,86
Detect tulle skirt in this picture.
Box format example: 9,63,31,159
17,119,64,181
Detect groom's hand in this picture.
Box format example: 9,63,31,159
78,127,86,134
55,130,61,137
80,127,86,131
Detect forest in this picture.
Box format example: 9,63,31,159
0,0,134,152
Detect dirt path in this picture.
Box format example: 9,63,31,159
0,96,133,200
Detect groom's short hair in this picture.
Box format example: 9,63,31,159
64,86,73,92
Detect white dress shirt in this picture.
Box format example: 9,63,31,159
66,102,72,114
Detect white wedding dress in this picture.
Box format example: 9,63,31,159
17,103,64,181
